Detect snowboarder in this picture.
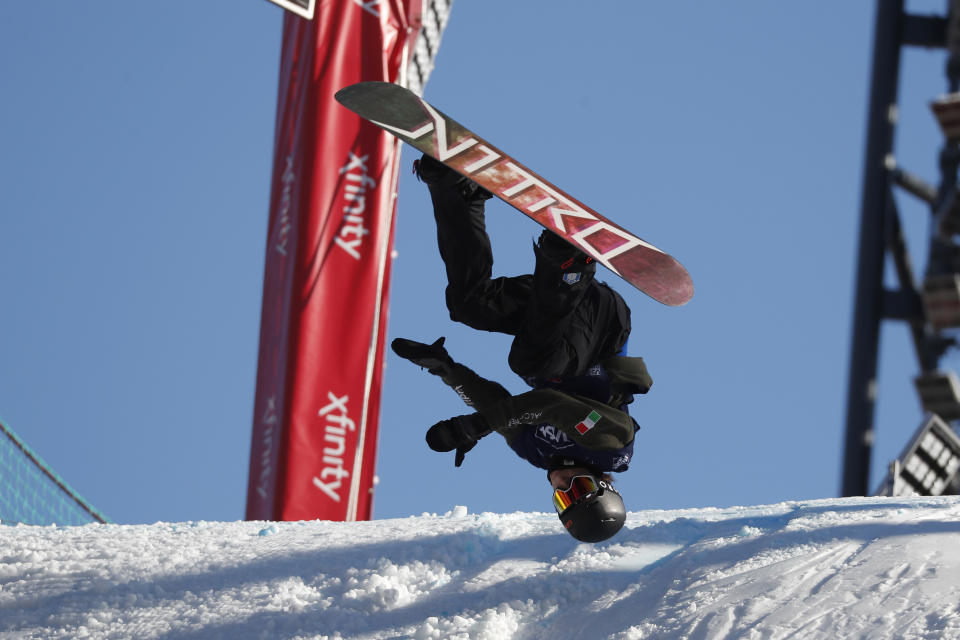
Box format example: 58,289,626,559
393,155,653,543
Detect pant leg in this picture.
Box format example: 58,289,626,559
434,360,513,416
481,388,636,451
427,182,531,335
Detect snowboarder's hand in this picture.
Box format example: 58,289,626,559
391,336,453,374
453,442,476,467
426,413,491,454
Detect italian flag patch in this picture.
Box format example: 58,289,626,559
575,410,602,435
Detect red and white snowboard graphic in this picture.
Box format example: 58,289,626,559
335,81,693,306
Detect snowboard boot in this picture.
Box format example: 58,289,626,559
414,154,492,201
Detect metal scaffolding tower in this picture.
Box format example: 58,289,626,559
843,0,960,496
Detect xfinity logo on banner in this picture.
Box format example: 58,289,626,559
312,392,356,502
255,395,280,500
263,0,316,20
274,155,295,257
336,152,376,260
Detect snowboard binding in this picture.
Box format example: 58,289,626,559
414,154,492,201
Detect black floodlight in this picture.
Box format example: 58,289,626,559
876,414,960,496
932,93,960,140
915,370,960,420
922,274,960,330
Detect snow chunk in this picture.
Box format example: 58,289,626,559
343,558,454,611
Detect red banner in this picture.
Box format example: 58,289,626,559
247,2,421,521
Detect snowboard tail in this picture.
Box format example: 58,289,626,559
335,81,693,306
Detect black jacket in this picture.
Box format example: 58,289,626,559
424,174,631,380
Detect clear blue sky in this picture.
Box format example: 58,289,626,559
0,1,954,524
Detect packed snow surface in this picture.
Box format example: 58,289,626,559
3,497,960,639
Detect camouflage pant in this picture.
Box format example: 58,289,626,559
440,360,641,452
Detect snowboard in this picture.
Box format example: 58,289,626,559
334,81,693,306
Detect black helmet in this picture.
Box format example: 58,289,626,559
553,474,626,543
534,230,596,285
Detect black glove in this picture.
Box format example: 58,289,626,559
391,336,454,376
454,442,476,467
393,336,511,413
426,413,492,466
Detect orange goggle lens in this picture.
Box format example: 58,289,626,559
552,475,600,514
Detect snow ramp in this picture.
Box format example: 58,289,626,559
2,497,960,639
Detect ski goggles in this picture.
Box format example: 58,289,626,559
552,475,600,514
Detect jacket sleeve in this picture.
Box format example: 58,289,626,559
508,282,631,379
